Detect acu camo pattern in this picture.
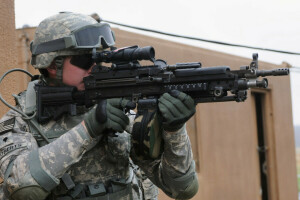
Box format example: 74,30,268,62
0,84,195,199
31,12,100,69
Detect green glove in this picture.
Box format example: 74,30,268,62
158,90,196,132
84,98,136,137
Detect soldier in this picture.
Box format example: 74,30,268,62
0,12,198,200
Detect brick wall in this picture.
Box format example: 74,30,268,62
0,0,17,117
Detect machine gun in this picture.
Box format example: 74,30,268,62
35,45,289,123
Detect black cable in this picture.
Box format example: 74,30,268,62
103,20,300,56
0,68,50,143
0,68,36,119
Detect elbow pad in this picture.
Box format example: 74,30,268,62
4,170,50,200
175,173,199,199
10,185,49,200
163,161,199,199
4,150,59,200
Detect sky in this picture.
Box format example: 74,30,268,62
14,0,300,125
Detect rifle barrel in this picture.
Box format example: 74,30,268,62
256,68,289,77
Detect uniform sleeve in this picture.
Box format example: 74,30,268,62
131,123,199,199
0,109,97,200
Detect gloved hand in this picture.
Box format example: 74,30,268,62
84,98,136,138
158,90,196,132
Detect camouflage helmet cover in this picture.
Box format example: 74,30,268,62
31,12,104,69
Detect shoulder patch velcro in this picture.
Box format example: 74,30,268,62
0,118,15,134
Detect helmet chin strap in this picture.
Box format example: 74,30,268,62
42,57,67,86
55,56,64,82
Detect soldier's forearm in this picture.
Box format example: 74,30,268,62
37,122,96,178
131,124,197,199
1,111,101,199
154,125,198,199
161,124,193,175
4,122,97,198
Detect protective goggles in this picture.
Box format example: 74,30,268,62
30,23,115,55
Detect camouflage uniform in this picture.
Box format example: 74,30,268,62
0,12,198,200
0,83,198,200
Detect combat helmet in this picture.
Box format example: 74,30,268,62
30,12,115,80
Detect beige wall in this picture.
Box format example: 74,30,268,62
112,28,297,200
1,9,297,200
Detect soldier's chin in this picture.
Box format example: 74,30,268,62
77,84,85,91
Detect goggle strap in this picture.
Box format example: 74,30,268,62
31,23,114,55
55,57,64,82
31,38,70,55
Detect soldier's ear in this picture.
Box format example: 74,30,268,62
46,63,57,78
